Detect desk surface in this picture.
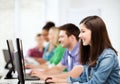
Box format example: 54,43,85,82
0,69,45,84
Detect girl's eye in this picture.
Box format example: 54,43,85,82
81,31,85,33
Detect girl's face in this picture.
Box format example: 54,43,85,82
79,24,92,46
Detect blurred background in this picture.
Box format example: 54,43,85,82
0,0,120,71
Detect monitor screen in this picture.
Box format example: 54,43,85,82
15,38,25,84
2,49,10,64
2,49,11,69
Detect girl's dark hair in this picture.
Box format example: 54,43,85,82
79,16,117,67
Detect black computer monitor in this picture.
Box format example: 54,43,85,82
15,38,40,84
15,38,25,84
5,40,15,79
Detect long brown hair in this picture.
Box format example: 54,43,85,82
79,16,117,67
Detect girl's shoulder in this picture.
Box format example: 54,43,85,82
98,48,117,61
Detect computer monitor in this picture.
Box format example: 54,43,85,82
15,38,25,84
2,49,11,69
15,38,40,84
5,40,15,79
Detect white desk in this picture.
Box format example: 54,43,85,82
0,69,45,84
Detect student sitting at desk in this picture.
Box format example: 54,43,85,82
27,33,44,59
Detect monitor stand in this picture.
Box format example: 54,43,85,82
4,67,15,79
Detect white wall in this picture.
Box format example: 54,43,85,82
44,0,60,25
19,0,45,55
59,0,120,53
0,0,14,71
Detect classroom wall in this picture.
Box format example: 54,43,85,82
0,0,14,71
18,0,45,55
69,0,120,53
58,0,120,62
0,0,45,71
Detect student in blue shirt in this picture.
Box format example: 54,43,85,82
46,16,120,84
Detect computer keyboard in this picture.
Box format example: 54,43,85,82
25,74,40,80
31,82,45,84
28,80,45,84
31,82,52,84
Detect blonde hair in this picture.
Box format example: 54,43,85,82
49,27,60,47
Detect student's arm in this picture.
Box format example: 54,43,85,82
53,65,83,79
44,63,66,74
30,63,66,80
45,66,83,84
34,58,46,64
25,62,47,69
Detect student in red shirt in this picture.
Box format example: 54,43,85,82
27,33,44,58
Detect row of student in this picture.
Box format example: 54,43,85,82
27,16,120,84
26,22,66,69
26,22,55,62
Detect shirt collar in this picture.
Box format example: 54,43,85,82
67,42,80,57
